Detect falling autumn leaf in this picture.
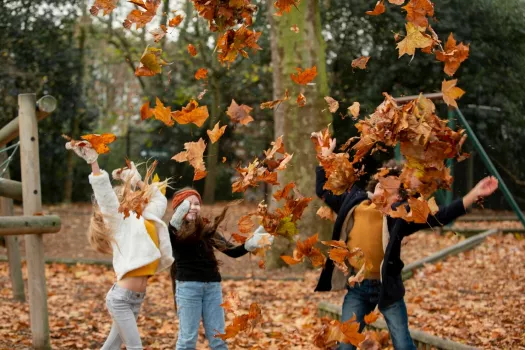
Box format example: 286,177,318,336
402,0,434,28
290,24,299,33
290,66,317,85
260,90,290,110
273,182,296,201
140,101,153,120
152,97,174,126
297,93,306,107
274,0,300,16
89,0,118,16
123,0,160,29
217,25,262,66
172,138,207,181
396,22,433,58
168,14,184,27
150,25,167,42
171,100,209,127
195,68,208,80
135,46,168,77
80,133,117,154
351,56,371,69
238,214,255,234
207,122,227,144
366,1,385,16
227,100,254,125
222,157,227,163
435,33,470,76
364,311,381,325
316,206,336,222
388,0,404,4
348,102,360,119
441,79,465,108
198,89,208,100
187,43,197,56
324,96,339,113
281,233,326,268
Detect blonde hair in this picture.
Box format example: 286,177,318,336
87,160,170,255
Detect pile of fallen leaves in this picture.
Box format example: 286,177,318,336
1,234,523,349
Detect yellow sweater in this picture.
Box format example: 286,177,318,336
347,200,384,279
123,220,160,278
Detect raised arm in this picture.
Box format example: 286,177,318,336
401,176,499,236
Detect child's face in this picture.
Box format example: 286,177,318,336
185,195,201,221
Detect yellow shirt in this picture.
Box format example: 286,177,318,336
347,200,384,279
123,220,160,278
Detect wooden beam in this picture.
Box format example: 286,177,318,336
0,95,56,148
0,149,25,302
0,178,23,201
0,215,61,236
19,93,51,350
393,92,444,104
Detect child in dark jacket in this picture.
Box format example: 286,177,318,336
313,135,498,350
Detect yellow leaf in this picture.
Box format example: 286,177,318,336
441,79,465,108
396,22,433,58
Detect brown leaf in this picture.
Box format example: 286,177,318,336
324,96,339,113
152,97,174,126
207,122,227,143
168,14,184,27
296,93,306,107
171,100,209,127
172,138,207,181
90,0,118,16
260,90,290,110
227,99,254,125
195,68,208,80
348,102,360,119
366,0,385,16
316,206,336,222
187,43,197,56
352,56,370,69
123,0,160,29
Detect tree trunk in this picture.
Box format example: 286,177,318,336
266,0,333,269
203,75,221,204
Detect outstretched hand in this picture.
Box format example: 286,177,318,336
463,176,499,208
65,141,98,164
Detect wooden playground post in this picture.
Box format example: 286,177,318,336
0,150,25,302
18,93,51,349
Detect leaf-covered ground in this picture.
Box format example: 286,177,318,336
1,204,523,349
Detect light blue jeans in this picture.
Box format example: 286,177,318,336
340,279,416,350
175,281,227,350
101,284,146,350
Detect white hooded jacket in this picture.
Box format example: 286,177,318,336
89,170,174,280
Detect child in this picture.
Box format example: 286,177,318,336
169,188,272,350
313,135,498,350
66,141,174,350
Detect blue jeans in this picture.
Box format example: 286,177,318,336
101,284,145,350
175,281,227,350
340,279,416,350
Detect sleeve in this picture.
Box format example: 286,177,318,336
214,234,249,258
400,198,467,237
143,185,168,219
88,170,119,217
316,166,347,213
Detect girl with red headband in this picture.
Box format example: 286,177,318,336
169,188,272,350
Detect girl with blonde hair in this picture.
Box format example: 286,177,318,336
66,140,173,350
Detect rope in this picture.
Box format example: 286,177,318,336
0,141,20,179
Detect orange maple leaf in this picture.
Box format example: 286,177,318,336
215,303,261,340
260,90,290,110
364,311,381,325
402,0,434,28
316,206,336,222
273,0,300,16
172,138,208,181
123,0,160,29
290,66,317,85
366,1,385,16
435,33,470,76
227,100,254,125
89,0,118,16
396,22,433,58
351,56,371,69
140,101,153,120
168,14,184,27
281,233,326,268
297,93,306,107
151,97,174,127
207,122,227,144
441,79,465,108
80,133,116,154
194,68,208,80
273,182,296,201
237,214,255,234
217,25,261,66
135,46,167,77
171,100,209,127
187,44,198,56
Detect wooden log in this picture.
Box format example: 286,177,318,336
19,93,51,349
403,229,497,276
0,178,23,201
0,149,25,302
0,215,61,236
0,95,56,148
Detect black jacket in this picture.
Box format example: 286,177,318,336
314,166,466,308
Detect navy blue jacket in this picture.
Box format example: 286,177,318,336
314,166,466,307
